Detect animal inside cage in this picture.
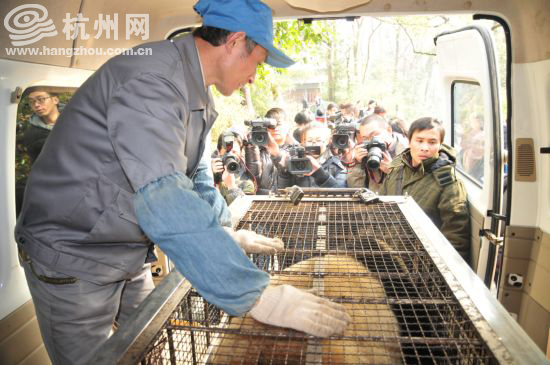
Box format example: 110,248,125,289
87,190,547,365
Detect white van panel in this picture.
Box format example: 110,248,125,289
0,59,92,319
510,59,550,233
436,28,497,216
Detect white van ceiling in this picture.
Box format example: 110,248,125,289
1,0,549,70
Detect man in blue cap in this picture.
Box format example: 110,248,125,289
15,0,350,363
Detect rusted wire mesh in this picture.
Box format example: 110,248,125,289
140,200,498,364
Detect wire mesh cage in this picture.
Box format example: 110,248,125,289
138,198,500,365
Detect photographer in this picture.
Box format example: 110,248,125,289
347,114,408,192
292,111,313,143
212,129,256,204
326,103,339,118
329,119,357,169
365,99,377,116
283,122,347,188
244,108,293,194
339,102,359,123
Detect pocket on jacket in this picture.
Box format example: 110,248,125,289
87,188,144,242
65,174,117,231
117,188,139,225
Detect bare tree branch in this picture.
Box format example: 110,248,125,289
361,19,382,83
374,17,436,56
399,24,436,56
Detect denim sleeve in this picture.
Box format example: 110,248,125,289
192,148,232,227
134,172,269,316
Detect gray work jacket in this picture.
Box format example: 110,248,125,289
15,35,219,284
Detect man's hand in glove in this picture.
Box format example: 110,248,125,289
224,227,284,254
249,285,351,337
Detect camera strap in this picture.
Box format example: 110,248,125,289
367,168,385,186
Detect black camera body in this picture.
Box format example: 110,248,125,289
332,123,356,149
222,152,240,174
328,111,342,123
245,118,277,146
361,136,387,170
288,146,313,176
220,132,240,175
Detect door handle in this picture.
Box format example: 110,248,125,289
479,229,504,246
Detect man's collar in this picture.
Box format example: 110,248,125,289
171,35,210,111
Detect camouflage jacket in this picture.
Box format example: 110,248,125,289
218,165,256,205
380,144,470,261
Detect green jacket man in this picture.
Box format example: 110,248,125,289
380,144,470,261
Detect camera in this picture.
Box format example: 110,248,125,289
222,153,240,174
328,111,342,123
328,111,354,125
288,146,313,176
361,136,387,170
245,118,277,146
332,123,356,149
221,132,240,175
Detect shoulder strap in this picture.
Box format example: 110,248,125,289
432,167,456,187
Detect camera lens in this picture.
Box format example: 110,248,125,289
334,135,348,149
366,147,383,170
367,156,381,170
252,131,267,145
227,161,239,173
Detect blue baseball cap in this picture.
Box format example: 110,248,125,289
193,0,295,68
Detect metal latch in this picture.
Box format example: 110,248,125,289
479,229,504,246
353,188,380,205
284,185,304,205
11,86,23,103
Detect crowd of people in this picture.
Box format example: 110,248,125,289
14,0,473,361
211,100,471,261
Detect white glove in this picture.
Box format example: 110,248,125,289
224,227,284,254
249,285,351,337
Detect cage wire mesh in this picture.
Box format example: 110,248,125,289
139,199,498,365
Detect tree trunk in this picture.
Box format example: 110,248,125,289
362,19,382,84
393,27,400,98
241,85,255,115
327,39,335,101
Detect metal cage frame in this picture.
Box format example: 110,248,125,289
87,191,547,364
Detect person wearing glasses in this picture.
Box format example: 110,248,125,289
23,88,62,164
281,122,348,188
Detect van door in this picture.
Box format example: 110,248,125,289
0,59,93,364
434,25,505,291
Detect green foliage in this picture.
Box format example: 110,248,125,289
274,20,332,58
248,21,334,117
210,87,254,146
